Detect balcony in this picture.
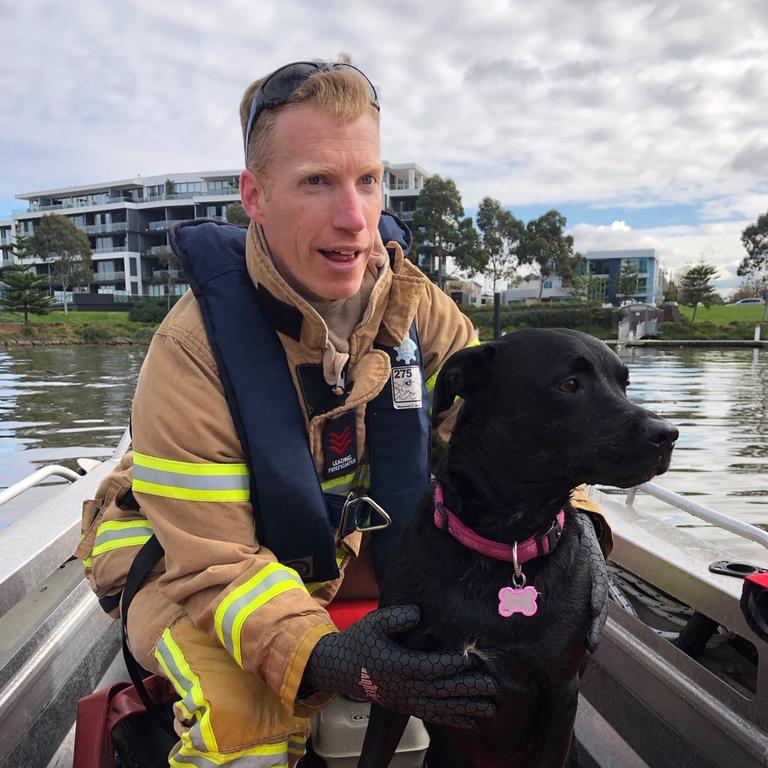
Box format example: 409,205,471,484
93,272,126,284
152,269,184,280
147,220,187,232
146,245,171,256
83,222,128,235
92,246,128,254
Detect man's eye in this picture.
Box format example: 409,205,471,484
305,176,322,185
360,174,376,185
558,378,579,393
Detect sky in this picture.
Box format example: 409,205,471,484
1,0,766,295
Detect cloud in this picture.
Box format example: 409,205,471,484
1,0,767,289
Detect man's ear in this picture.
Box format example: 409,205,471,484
239,168,266,225
432,342,497,419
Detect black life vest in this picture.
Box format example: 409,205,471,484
168,216,430,584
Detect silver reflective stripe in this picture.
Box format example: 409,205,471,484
218,567,305,660
134,464,250,491
155,637,209,752
93,524,153,548
170,748,289,768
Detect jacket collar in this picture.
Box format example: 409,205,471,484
244,223,426,358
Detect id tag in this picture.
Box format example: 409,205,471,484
498,585,539,617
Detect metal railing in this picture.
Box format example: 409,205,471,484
0,466,81,508
626,481,768,552
83,222,128,235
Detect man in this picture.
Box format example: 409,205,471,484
79,61,504,767
78,60,607,766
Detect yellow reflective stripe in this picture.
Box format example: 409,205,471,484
169,739,290,767
214,563,308,668
132,479,250,502
83,556,93,568
154,628,219,755
467,335,481,347
133,451,248,476
320,470,357,492
92,519,154,557
92,535,152,556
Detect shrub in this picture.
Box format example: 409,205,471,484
128,297,180,323
79,324,114,343
465,304,617,339
132,326,156,343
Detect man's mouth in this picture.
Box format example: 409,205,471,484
319,248,360,263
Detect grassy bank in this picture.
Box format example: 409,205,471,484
466,303,767,342
2,302,766,346
0,310,156,345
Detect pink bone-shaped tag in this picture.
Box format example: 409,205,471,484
498,585,539,617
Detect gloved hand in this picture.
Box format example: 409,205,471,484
573,510,609,653
304,605,498,728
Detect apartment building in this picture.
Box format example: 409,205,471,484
0,162,431,300
0,171,241,299
581,248,663,305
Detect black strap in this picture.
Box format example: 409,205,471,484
119,534,176,738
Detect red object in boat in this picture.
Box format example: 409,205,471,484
327,598,379,630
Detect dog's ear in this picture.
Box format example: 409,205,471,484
432,342,497,418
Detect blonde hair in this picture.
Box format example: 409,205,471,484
239,64,380,182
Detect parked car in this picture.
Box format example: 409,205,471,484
728,297,765,305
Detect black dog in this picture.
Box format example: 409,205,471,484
358,328,678,768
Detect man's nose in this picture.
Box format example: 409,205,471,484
332,185,367,232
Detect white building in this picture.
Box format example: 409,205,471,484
501,275,575,304
582,249,664,306
0,162,429,301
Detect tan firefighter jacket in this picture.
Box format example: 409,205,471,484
76,223,609,718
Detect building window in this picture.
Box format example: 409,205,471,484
207,179,239,194
129,258,137,277
173,182,202,194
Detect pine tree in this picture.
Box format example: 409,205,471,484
680,262,718,322
0,265,54,325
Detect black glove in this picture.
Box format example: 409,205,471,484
573,511,609,653
304,605,498,728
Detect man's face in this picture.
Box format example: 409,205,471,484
241,103,383,301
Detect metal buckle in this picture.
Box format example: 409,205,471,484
512,541,527,588
544,517,563,553
337,492,392,544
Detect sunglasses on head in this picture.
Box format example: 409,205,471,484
243,61,380,159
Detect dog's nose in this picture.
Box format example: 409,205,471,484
646,418,678,448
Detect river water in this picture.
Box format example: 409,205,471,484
1,344,766,561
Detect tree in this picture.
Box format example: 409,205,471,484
451,216,485,278
570,273,608,304
226,202,251,226
738,212,768,319
28,214,93,314
153,246,182,312
679,262,718,321
472,197,524,295
164,178,176,196
411,175,465,273
732,274,768,302
516,210,580,300
617,260,641,304
663,276,679,302
0,265,54,324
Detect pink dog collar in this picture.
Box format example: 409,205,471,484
433,483,565,564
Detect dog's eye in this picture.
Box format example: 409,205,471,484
558,378,579,393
